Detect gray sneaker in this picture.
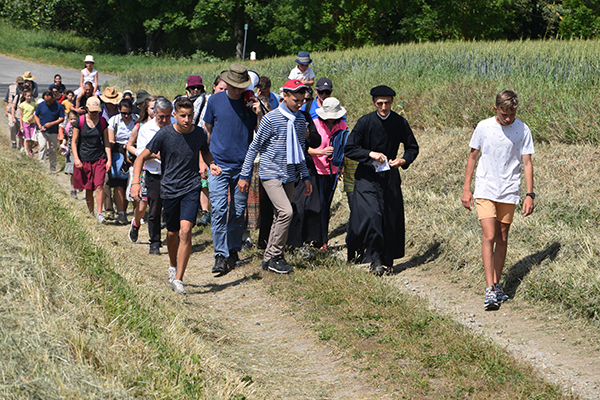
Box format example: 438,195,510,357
115,213,128,225
167,267,176,284
96,213,107,223
494,283,509,303
171,279,186,294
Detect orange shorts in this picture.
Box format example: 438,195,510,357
475,199,516,224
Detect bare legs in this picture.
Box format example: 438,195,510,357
167,220,194,281
480,218,511,287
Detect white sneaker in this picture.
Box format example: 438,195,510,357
167,266,176,284
171,279,186,294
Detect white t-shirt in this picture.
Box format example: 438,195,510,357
108,114,138,144
288,66,315,82
136,117,176,174
469,116,534,204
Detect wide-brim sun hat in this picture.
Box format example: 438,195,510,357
295,51,312,65
84,55,95,63
86,96,102,112
99,87,123,104
220,64,252,89
316,97,346,120
22,71,35,81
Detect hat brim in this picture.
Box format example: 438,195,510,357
316,106,346,120
220,71,252,89
87,106,102,112
100,94,123,104
295,58,312,65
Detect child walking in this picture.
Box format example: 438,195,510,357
62,111,79,198
18,90,36,156
461,89,535,311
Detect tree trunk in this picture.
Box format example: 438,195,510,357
123,32,133,54
235,20,243,60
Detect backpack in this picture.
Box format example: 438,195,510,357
110,146,129,180
329,129,350,168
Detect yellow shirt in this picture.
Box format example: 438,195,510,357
62,99,73,113
19,101,36,124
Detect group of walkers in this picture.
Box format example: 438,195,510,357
4,51,535,310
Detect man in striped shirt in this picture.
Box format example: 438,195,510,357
239,80,313,274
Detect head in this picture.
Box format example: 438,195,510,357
220,64,252,100
316,97,346,122
304,86,313,104
136,89,151,105
494,89,518,126
315,78,333,105
186,75,204,96
52,85,62,99
295,51,312,73
43,90,55,105
370,85,397,118
23,80,33,92
22,90,32,102
256,76,272,97
154,96,173,128
83,82,94,97
86,96,101,115
53,74,62,86
282,80,307,112
66,90,75,102
16,76,24,88
68,110,78,124
84,55,95,68
173,97,194,132
119,98,133,121
123,90,134,101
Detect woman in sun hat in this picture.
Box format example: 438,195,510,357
308,97,348,251
76,55,100,96
21,71,39,98
288,51,315,86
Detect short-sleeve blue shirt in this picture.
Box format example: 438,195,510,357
34,100,65,134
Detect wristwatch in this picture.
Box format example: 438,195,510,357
526,192,536,200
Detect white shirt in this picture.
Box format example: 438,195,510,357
108,114,138,144
470,117,534,204
288,66,315,82
136,118,162,174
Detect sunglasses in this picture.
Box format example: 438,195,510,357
120,111,131,116
317,90,332,95
188,85,203,91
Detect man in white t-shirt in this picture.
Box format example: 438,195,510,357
461,89,535,311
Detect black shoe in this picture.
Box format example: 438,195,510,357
212,254,229,277
128,219,139,242
227,250,239,270
261,261,269,271
369,258,386,276
268,255,293,274
149,245,160,255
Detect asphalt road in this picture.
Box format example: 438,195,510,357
0,53,117,99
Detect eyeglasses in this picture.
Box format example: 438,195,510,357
120,112,131,116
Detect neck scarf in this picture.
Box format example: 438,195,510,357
279,102,305,165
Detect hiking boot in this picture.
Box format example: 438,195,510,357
128,219,139,242
212,254,229,277
11,142,16,149
484,286,500,311
369,258,386,277
197,210,210,226
227,250,239,270
96,213,107,223
149,245,160,255
171,279,186,294
105,212,115,221
70,190,77,199
268,255,294,274
494,283,509,303
115,213,128,225
167,266,177,284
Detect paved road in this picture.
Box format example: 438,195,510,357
0,53,117,98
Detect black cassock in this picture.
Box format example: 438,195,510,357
345,110,419,267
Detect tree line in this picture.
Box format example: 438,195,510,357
1,0,598,59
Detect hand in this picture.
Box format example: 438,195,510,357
74,159,83,169
238,179,249,195
303,180,312,196
130,183,141,200
369,151,386,164
39,125,46,132
210,163,222,177
44,122,52,129
106,160,111,170
461,190,474,211
322,146,334,156
522,196,534,217
389,158,406,168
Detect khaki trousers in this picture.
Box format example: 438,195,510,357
261,179,294,261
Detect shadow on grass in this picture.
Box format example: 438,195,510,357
186,272,262,295
389,241,442,275
191,239,213,254
328,220,348,240
502,242,561,298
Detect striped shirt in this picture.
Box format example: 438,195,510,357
240,107,309,184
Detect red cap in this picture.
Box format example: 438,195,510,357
283,79,307,92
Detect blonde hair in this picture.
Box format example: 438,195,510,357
495,89,519,110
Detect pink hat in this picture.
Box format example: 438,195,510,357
282,79,307,93
186,75,204,88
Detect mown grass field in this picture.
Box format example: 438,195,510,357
1,21,599,398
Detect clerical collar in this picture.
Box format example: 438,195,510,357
377,111,391,120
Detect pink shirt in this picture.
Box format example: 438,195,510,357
311,118,348,175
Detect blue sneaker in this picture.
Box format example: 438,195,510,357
494,283,509,303
484,286,500,311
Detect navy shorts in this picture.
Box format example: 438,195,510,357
162,186,201,232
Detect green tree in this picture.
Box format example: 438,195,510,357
560,0,600,38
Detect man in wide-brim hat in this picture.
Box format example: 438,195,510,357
203,63,261,277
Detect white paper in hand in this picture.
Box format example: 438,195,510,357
373,159,390,172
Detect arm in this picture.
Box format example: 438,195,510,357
461,148,480,211
390,118,419,169
130,148,154,200
103,126,112,169
79,71,84,89
72,126,82,169
345,118,378,163
126,124,138,159
44,116,64,130
200,150,221,178
204,122,213,144
522,154,534,216
34,113,44,132
93,73,99,93
302,78,315,86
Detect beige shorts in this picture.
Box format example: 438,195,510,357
475,199,516,224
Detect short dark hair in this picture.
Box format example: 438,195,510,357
84,81,93,88
174,96,194,112
66,90,74,96
54,74,61,79
119,98,133,110
51,85,61,92
257,76,271,91
43,90,54,98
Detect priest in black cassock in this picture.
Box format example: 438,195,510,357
345,85,419,276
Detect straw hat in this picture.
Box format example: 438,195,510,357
99,87,123,104
316,97,346,120
84,55,95,63
22,71,35,81
220,64,252,89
